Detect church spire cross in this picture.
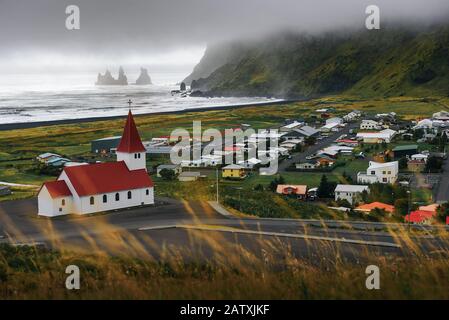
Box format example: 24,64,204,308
127,99,133,110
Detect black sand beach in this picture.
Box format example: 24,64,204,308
0,99,300,131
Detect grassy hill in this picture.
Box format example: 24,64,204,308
187,25,449,98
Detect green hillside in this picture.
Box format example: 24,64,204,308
187,25,449,98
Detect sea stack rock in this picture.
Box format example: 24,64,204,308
135,67,152,85
95,67,128,85
180,82,186,91
117,66,128,85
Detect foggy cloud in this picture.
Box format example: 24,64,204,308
0,0,448,73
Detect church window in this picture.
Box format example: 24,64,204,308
128,191,132,199
90,196,95,205
146,189,149,195
115,193,120,201
103,195,107,203
61,199,65,206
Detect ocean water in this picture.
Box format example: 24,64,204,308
0,72,278,125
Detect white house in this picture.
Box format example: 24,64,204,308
38,110,155,217
360,120,382,130
357,161,399,184
356,129,397,143
334,184,369,205
320,122,340,133
326,117,343,126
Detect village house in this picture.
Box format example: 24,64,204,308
407,159,426,173
357,161,399,184
222,164,247,179
295,160,318,170
0,186,11,196
91,136,121,154
279,121,304,132
282,126,319,141
276,184,308,200
392,144,419,159
178,171,202,182
37,153,62,164
326,117,343,126
360,119,382,130
355,202,395,214
38,111,155,217
334,184,369,205
356,129,397,143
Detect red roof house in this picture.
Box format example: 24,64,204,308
276,185,308,199
356,202,395,213
405,210,435,224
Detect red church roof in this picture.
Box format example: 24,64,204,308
43,180,72,198
62,161,153,196
116,110,146,153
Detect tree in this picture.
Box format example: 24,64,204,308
437,202,449,224
305,136,316,146
317,175,335,198
425,156,443,172
268,175,285,192
394,198,409,216
413,128,425,140
398,157,408,170
159,168,176,180
254,184,264,191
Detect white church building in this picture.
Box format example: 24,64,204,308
38,110,154,217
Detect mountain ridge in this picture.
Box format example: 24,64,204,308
185,25,449,98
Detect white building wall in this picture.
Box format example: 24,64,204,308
357,162,398,184
38,186,73,217
116,151,147,171
77,187,154,215
335,191,361,205
360,120,381,130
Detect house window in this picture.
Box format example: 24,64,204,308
115,193,120,201
90,196,95,205
146,189,149,195
382,171,386,174
371,171,375,175
127,191,132,199
388,171,391,174
383,178,387,182
61,199,65,206
103,195,107,203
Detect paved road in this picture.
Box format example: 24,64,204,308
1,197,448,263
278,122,359,172
435,158,449,203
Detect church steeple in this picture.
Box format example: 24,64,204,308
117,110,146,153
116,108,147,171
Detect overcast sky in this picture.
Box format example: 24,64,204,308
1,0,449,73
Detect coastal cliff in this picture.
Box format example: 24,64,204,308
185,25,449,98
